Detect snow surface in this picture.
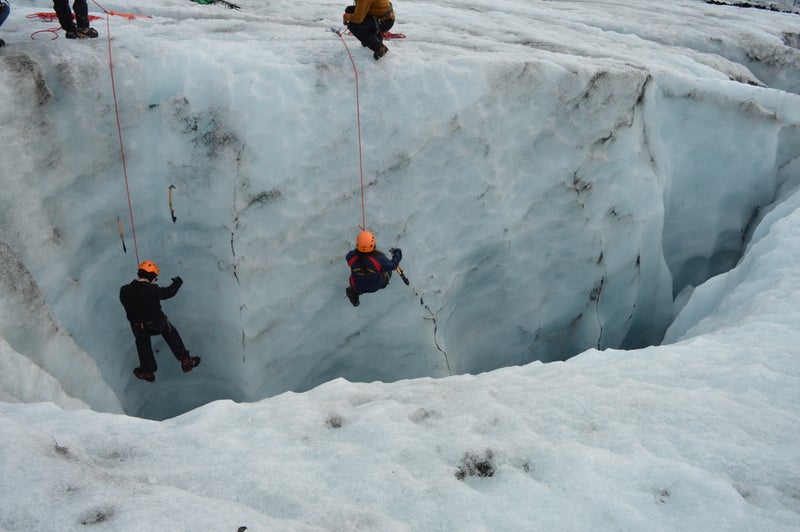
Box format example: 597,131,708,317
0,0,799,529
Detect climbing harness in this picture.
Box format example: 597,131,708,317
348,254,384,276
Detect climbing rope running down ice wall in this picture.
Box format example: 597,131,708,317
93,0,140,263
330,27,405,229
331,27,368,231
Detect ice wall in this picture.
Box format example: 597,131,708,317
0,1,798,419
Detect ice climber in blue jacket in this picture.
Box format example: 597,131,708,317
345,230,402,307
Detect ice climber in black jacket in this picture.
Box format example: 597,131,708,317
119,260,200,382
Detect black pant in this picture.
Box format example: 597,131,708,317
347,15,394,52
129,316,189,373
53,0,88,32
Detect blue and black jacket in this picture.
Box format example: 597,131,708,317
346,249,401,294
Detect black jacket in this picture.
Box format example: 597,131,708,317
119,278,182,323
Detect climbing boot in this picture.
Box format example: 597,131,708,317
181,355,201,373
66,27,98,39
133,367,155,382
373,45,388,60
346,287,360,307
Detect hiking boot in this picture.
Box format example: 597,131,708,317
181,355,201,373
133,367,155,382
346,287,360,307
77,27,98,38
66,27,98,39
373,45,388,60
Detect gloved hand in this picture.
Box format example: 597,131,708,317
171,276,183,286
343,5,354,23
390,248,402,261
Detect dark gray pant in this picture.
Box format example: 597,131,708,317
347,15,394,52
129,316,189,373
53,0,88,32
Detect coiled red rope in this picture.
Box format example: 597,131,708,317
28,12,102,39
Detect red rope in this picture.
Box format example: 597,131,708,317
106,11,152,20
27,12,103,22
334,29,367,231
30,27,60,40
92,0,140,263
27,12,101,40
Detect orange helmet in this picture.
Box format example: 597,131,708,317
138,260,159,276
356,230,375,252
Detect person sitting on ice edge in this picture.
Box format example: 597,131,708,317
346,230,402,307
119,260,200,382
343,0,395,60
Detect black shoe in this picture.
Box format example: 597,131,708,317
373,45,388,60
346,287,360,307
78,27,99,38
133,367,155,382
181,355,201,373
66,27,98,39
0,39,6,48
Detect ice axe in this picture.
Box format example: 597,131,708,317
389,248,409,285
116,216,127,253
168,185,177,223
396,265,410,286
